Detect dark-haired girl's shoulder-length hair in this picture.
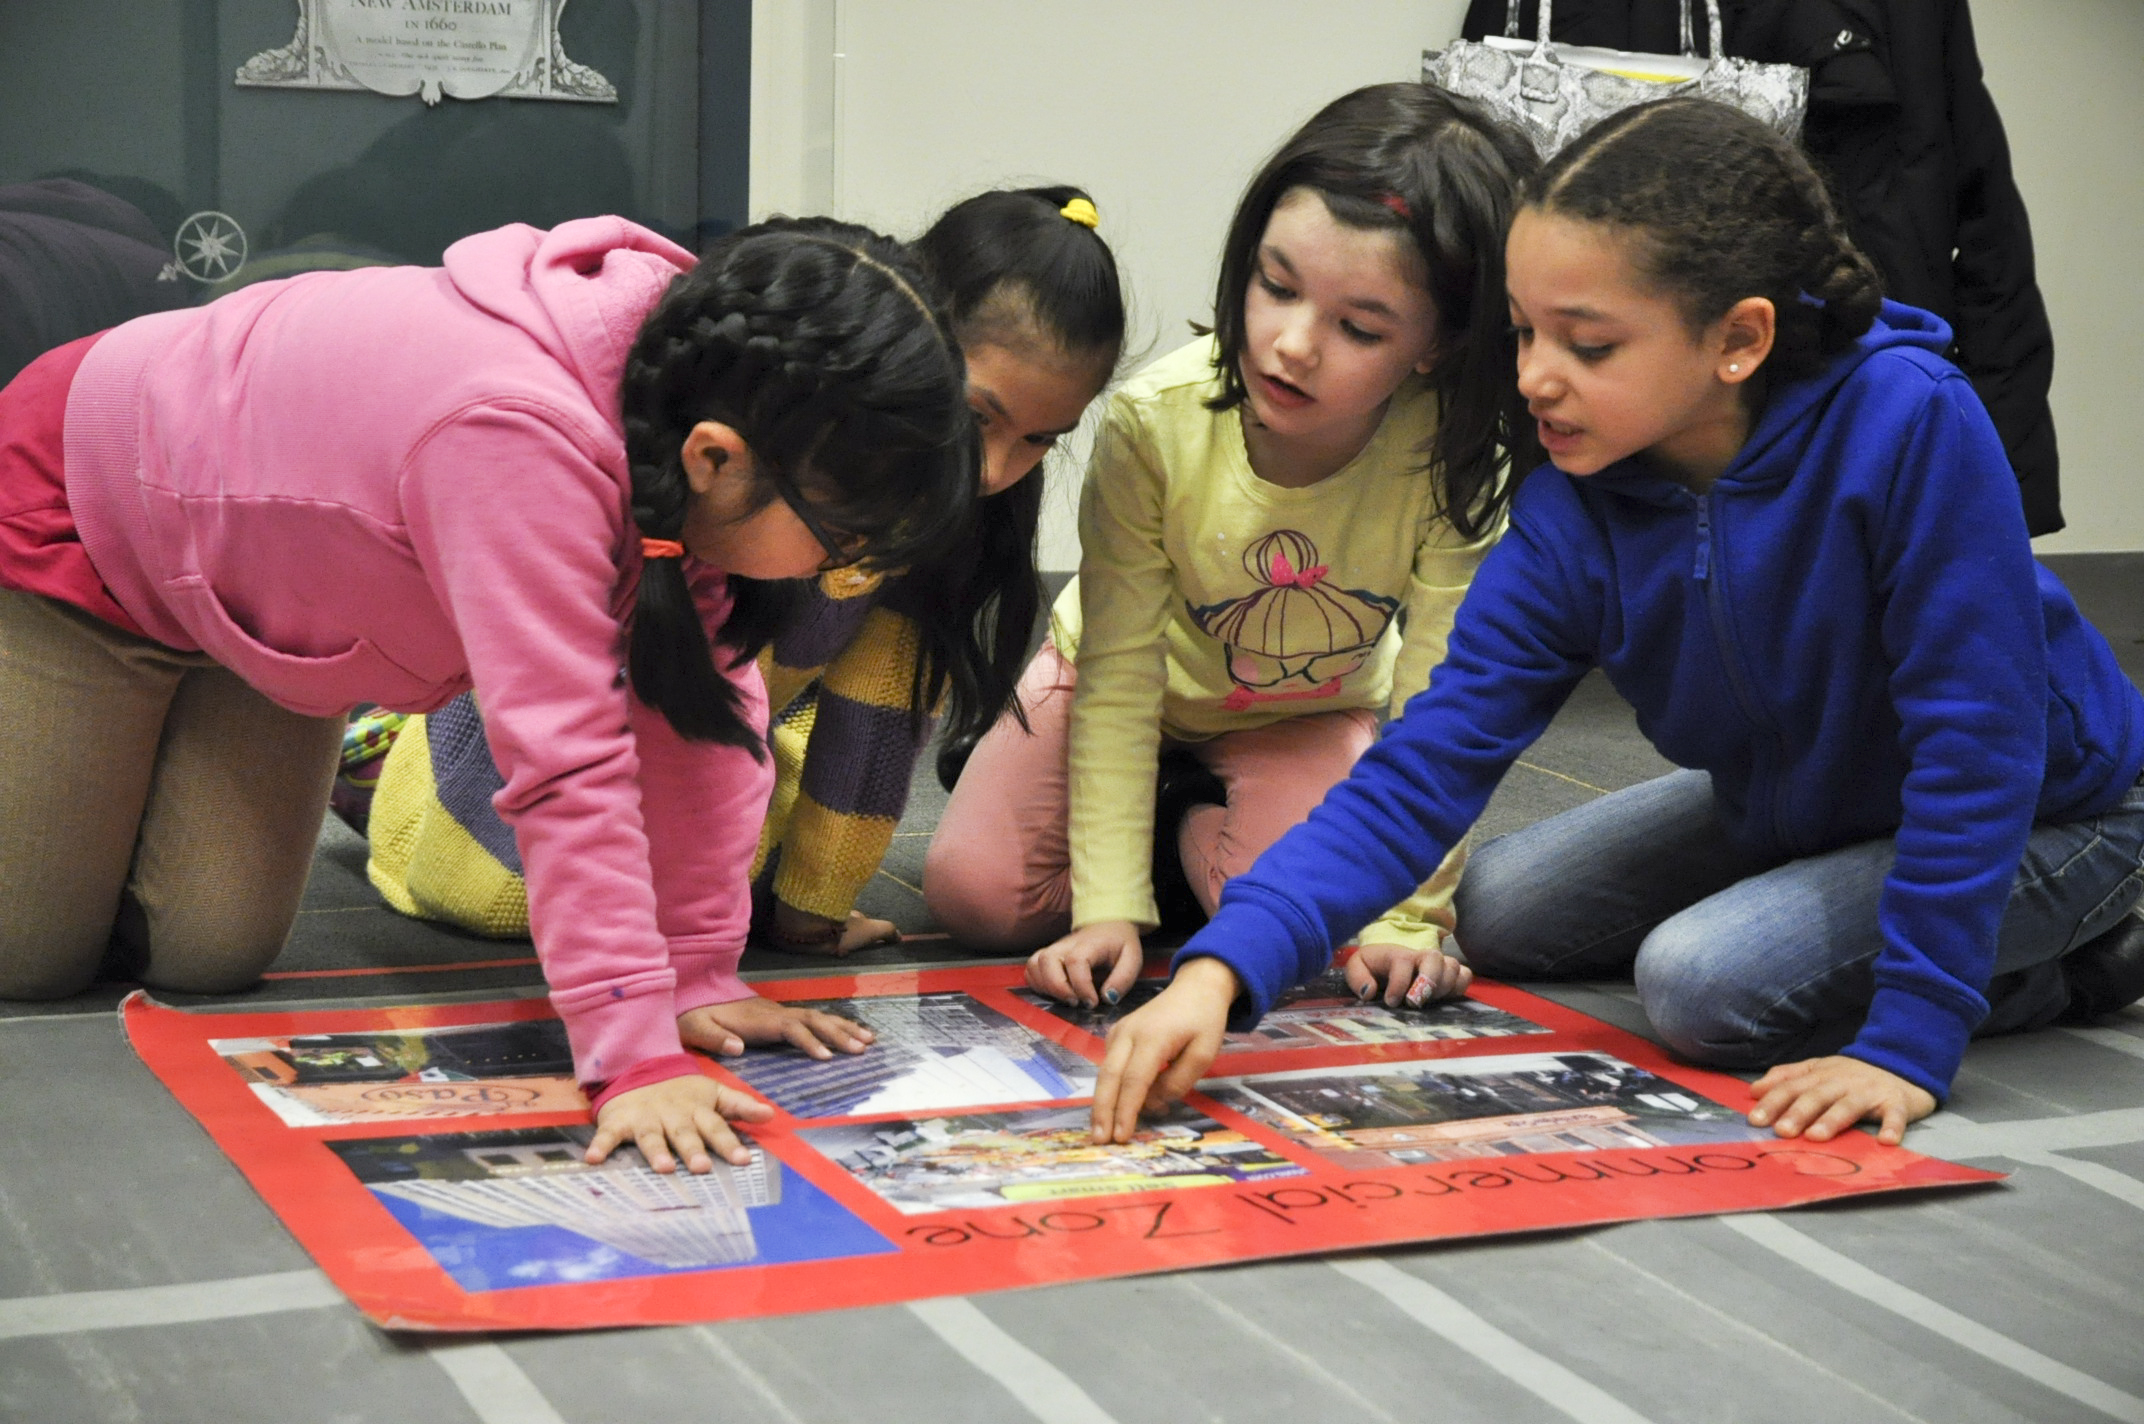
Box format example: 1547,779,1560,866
886,184,1126,748
1522,96,1883,388
1207,82,1538,540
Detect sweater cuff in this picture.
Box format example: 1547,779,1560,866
1171,899,1311,1028
1073,889,1160,934
1351,913,1450,953
772,798,896,922
587,1052,706,1113
669,934,755,1018
550,966,685,1088
1841,984,1975,1103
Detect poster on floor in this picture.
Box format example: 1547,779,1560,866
124,965,2001,1331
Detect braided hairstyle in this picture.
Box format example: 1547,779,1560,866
891,185,1126,747
1526,97,1884,384
620,217,973,752
1207,83,1540,540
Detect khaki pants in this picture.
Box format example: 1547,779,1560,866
0,589,343,998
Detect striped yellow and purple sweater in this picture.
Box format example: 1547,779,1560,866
365,567,929,935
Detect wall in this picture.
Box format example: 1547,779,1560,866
753,0,2144,567
752,0,1469,569
0,0,716,253
1977,0,2144,553
0,0,190,198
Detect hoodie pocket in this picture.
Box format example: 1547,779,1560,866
160,576,435,718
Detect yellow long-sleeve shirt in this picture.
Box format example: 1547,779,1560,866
1055,339,1495,948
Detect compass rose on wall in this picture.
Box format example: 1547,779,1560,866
171,211,248,284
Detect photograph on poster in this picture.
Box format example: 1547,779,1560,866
213,1019,583,1126
1209,1051,1772,1168
329,1127,895,1291
1016,972,1548,1050
123,974,2002,1331
802,1104,1308,1215
729,991,1098,1118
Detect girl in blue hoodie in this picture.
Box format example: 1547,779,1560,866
1087,97,2144,1148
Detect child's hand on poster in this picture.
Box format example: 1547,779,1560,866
1346,941,1473,1008
1746,1055,1938,1146
586,1073,773,1173
1027,919,1144,1008
679,996,876,1060
1089,956,1240,1144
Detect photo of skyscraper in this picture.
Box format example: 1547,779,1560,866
333,1127,776,1269
730,992,1099,1118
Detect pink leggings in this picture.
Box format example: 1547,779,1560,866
924,643,1377,951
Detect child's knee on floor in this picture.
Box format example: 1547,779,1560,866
1632,916,1860,1069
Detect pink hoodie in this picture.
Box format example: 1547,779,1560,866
61,218,772,1089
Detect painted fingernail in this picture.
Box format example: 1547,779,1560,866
1104,989,1121,1005
1357,982,1375,1000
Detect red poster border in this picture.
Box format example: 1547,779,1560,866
124,967,2001,1332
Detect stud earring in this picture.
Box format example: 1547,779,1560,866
1728,363,1742,375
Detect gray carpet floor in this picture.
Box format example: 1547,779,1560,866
4,554,2142,1422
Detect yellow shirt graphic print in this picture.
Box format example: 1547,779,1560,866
1189,529,1400,712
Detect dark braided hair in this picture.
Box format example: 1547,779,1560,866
1526,97,1884,384
1207,83,1539,540
889,185,1126,748
620,217,974,752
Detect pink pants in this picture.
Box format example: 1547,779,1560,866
924,643,1378,951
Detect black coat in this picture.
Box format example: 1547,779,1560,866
1458,0,2063,533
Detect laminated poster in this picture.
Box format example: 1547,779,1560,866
125,965,2001,1331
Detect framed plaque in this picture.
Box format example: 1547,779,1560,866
235,0,617,106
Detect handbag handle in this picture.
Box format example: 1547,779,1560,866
1688,0,1724,58
1511,0,1725,61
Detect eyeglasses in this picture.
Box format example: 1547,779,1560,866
769,471,866,570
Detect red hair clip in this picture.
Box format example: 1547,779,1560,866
640,538,686,560
1379,193,1413,221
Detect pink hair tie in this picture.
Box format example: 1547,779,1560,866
640,537,686,560
1379,193,1413,221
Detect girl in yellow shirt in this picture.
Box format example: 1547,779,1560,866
926,84,1536,1007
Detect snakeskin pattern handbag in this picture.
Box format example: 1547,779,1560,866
1423,0,1808,159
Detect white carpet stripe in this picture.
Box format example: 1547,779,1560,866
1906,1104,2144,1162
2010,1148,2144,1212
2062,1025,2144,1065
907,1297,1122,1424
1178,1277,1406,1424
0,1270,340,1339
1582,1237,1936,1424
429,1341,570,1424
1329,1258,1657,1424
693,1326,815,1424
1721,1214,2144,1423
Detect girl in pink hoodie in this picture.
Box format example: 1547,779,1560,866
0,215,975,1173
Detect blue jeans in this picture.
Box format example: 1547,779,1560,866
1452,770,2144,1069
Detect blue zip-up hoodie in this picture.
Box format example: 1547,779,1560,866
1183,302,2144,1099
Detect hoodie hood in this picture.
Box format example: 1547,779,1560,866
1579,299,1954,504
441,216,694,429
1723,299,1952,486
